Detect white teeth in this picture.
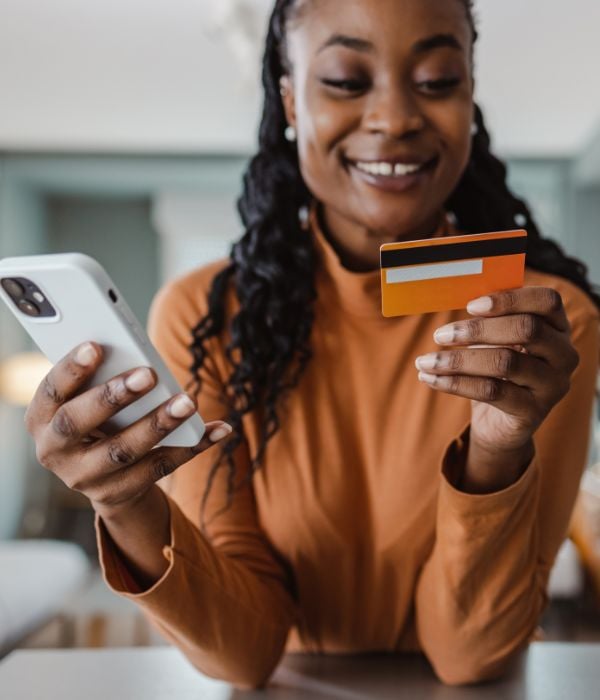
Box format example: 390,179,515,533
354,161,424,177
394,162,422,176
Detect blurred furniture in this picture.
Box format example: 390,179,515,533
571,465,600,602
0,540,90,655
547,539,585,598
2,644,600,699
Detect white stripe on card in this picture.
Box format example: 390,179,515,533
386,259,484,284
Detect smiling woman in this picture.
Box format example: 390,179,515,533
20,0,600,692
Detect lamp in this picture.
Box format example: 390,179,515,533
0,352,52,407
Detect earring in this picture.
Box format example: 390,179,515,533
514,213,527,227
446,211,458,227
298,204,310,230
470,122,479,137
285,125,297,142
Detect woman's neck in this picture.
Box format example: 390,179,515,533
317,203,446,273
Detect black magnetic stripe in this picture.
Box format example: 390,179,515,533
381,236,527,269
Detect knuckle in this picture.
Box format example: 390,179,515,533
151,454,176,482
517,314,540,342
494,349,517,378
50,407,79,440
544,288,563,312
42,375,65,404
106,438,136,467
66,358,89,381
466,318,484,339
100,380,127,410
503,289,519,311
449,375,462,394
150,411,172,437
447,351,463,371
481,378,503,402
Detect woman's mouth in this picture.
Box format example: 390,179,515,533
345,156,438,193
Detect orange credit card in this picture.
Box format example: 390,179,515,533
380,229,527,317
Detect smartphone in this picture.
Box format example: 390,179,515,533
0,252,205,448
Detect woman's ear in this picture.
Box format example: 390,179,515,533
279,75,297,130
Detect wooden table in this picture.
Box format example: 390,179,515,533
0,643,598,699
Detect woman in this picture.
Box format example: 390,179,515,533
25,0,600,689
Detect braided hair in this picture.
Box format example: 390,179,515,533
185,0,600,530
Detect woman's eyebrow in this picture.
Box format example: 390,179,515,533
413,33,463,54
317,34,374,54
317,32,463,55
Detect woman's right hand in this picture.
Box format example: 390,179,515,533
23,341,232,518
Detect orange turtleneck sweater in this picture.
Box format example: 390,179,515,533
97,210,599,687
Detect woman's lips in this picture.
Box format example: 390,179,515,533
345,156,438,194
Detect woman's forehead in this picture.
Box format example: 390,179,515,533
286,0,472,52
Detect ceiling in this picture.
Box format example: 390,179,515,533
0,0,598,158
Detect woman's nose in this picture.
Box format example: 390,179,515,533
362,83,425,138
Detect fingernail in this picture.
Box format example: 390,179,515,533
209,424,233,442
125,368,154,392
434,325,455,344
415,354,437,371
75,342,97,366
167,394,196,418
467,296,493,314
418,371,437,384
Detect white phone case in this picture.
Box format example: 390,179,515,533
0,252,205,448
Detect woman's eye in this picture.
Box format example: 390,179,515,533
320,78,367,94
416,77,461,94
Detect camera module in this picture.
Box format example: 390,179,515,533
17,298,41,316
1,276,56,318
1,278,25,298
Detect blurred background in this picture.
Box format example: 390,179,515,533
0,0,599,654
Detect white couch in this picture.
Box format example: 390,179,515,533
0,539,90,653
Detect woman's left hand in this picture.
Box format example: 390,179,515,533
415,287,580,458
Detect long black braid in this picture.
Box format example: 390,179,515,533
184,0,600,530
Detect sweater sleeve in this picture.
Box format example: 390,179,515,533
415,304,600,685
95,272,299,689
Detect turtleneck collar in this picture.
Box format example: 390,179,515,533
308,202,456,320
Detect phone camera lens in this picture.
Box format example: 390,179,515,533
17,298,41,316
1,278,26,298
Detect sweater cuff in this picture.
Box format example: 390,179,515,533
439,422,540,518
95,494,192,600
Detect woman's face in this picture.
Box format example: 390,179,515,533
282,0,475,253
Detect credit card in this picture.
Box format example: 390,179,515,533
380,229,527,317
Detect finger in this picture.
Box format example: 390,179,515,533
87,421,233,507
417,372,539,420
43,365,158,451
466,287,570,333
81,388,230,480
433,315,578,369
415,348,555,396
24,341,104,435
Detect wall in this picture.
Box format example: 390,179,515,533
0,172,48,539
47,197,159,327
